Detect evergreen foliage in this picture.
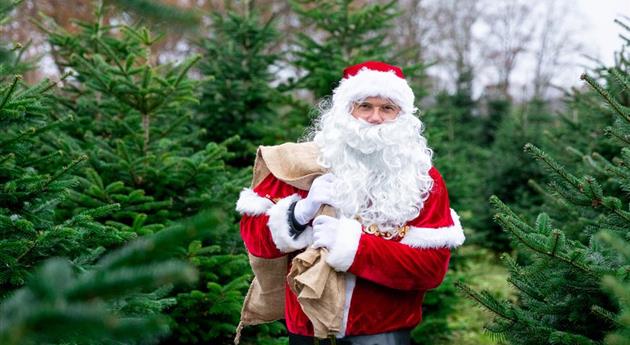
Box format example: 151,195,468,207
410,273,459,344
0,0,34,78
415,87,484,343
289,0,425,99
0,65,133,296
0,2,215,343
0,0,134,294
0,211,219,345
196,11,289,167
177,9,314,343
599,230,630,345
33,4,260,344
478,99,552,251
38,3,238,229
107,0,201,28
456,30,630,344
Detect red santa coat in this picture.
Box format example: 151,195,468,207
235,166,464,337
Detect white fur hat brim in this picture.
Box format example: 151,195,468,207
332,68,415,114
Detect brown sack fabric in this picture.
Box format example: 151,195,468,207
235,142,345,344
287,205,344,339
287,247,345,338
252,141,327,191
239,255,287,322
234,255,287,345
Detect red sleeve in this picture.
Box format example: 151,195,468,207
238,173,308,258
348,236,451,290
347,167,454,290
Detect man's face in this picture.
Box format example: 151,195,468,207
350,96,401,125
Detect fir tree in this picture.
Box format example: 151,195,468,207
0,210,220,345
170,11,290,344
37,5,276,344
108,0,201,28
196,11,289,167
456,29,630,344
477,98,551,251
37,3,240,229
0,2,212,343
288,0,426,99
0,5,134,292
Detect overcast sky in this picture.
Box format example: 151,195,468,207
578,0,628,63
480,0,629,99
570,0,628,78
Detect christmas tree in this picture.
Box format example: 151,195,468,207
0,1,212,343
289,0,426,99
36,2,240,230
35,4,287,344
196,10,289,167
0,211,219,345
415,72,486,342
457,26,630,344
0,0,131,297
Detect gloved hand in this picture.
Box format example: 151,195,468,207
293,173,339,225
312,215,339,250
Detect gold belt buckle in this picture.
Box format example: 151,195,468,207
357,217,409,240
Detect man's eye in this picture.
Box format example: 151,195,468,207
359,104,371,109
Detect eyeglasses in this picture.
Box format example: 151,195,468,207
351,101,401,120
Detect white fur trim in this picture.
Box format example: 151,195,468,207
266,194,313,253
325,217,362,272
337,273,356,338
333,69,415,114
400,208,465,249
235,188,275,216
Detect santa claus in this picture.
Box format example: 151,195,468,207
236,61,464,345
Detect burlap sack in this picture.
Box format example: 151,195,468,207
234,142,345,344
287,246,345,338
251,141,326,190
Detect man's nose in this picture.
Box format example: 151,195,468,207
366,108,385,124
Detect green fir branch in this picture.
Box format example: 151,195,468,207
0,75,20,110
604,126,630,145
580,73,630,124
455,281,518,323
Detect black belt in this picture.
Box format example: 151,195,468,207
288,333,351,345
288,330,410,345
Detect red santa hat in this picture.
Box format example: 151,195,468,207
332,61,416,114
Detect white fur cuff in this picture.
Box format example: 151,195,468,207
235,188,275,216
266,194,313,253
325,217,362,272
400,208,465,249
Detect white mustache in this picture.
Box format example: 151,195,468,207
344,117,399,154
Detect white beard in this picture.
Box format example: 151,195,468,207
306,102,434,232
